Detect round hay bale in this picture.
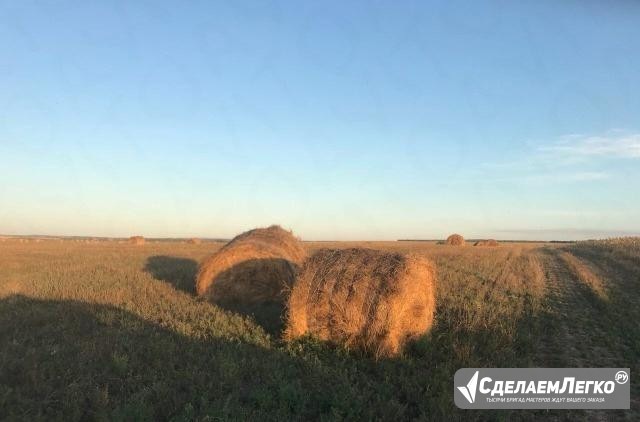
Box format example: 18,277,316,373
445,234,465,246
285,248,436,358
196,225,306,304
188,238,202,245
128,236,145,245
474,239,499,247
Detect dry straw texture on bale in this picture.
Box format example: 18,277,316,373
474,239,499,247
188,238,202,244
445,234,465,246
128,236,145,245
196,225,306,304
285,248,436,358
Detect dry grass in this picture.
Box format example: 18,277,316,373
286,248,435,357
557,251,608,300
1,238,636,420
474,239,499,247
562,238,640,413
188,238,202,244
128,236,145,245
445,233,465,246
196,225,306,304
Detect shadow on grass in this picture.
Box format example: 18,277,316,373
145,256,288,337
203,258,300,338
216,301,286,338
0,295,332,421
2,294,528,420
144,256,198,295
58,249,607,420
1,287,584,422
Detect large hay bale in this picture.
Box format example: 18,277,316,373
285,248,436,358
196,225,306,304
445,234,465,246
474,239,499,247
188,238,202,245
129,236,145,245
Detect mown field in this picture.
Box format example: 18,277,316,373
1,238,638,421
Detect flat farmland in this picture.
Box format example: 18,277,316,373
1,239,638,421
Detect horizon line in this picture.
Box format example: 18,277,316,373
3,233,637,243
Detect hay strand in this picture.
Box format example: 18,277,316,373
445,234,465,246
196,225,306,304
285,248,436,358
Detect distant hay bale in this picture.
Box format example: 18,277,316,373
474,239,499,247
196,225,306,304
445,234,465,246
128,236,145,245
285,248,436,358
188,238,202,244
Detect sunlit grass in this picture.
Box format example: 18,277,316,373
0,239,637,420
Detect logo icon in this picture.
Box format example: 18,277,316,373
457,371,479,403
615,371,628,384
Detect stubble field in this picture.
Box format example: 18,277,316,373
1,238,638,421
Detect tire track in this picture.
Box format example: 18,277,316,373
536,248,622,368
535,248,635,421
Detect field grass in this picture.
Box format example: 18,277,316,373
0,238,638,421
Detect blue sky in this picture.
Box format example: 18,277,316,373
1,1,639,240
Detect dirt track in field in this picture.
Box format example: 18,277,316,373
536,247,633,421
536,248,620,367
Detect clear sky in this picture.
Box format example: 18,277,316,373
1,1,639,240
